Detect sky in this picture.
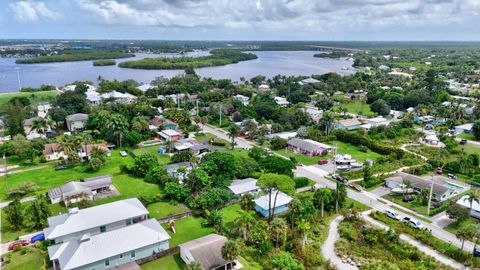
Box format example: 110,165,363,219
1,0,480,41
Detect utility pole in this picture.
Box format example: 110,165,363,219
177,94,180,109
219,104,222,127
427,173,434,216
196,99,199,116
3,153,7,193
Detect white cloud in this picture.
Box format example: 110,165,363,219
9,1,60,22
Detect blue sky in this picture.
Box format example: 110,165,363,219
1,0,480,41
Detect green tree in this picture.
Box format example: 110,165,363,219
131,116,149,133
445,204,469,224
258,156,295,177
184,168,211,194
473,121,480,141
26,195,51,229
257,173,296,222
4,100,28,136
4,199,23,230
105,114,128,147
31,118,49,137
235,210,255,240
313,188,333,217
227,124,241,150
221,240,239,269
463,190,480,216
269,137,288,150
270,217,288,249
184,262,202,270
12,134,32,160
370,99,391,116
132,153,158,177
88,147,108,171
270,251,304,270
57,135,81,164
200,152,236,186
335,182,347,213
456,224,477,251
297,219,311,249
239,193,255,211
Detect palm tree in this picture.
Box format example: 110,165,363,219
463,190,480,216
105,114,128,148
297,219,311,249
314,188,333,218
319,111,335,135
58,135,81,163
76,131,93,160
132,116,149,133
221,240,239,270
269,217,288,249
456,225,476,251
184,262,202,270
288,198,301,231
227,124,241,150
32,118,49,137
403,180,412,197
164,140,175,154
235,210,255,240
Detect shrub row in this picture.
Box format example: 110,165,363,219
332,130,404,158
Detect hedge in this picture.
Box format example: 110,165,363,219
332,130,404,158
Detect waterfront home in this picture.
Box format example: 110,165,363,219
86,91,101,105
299,78,320,85
456,195,480,219
228,178,260,196
455,123,473,134
62,84,97,93
287,138,331,156
179,234,231,270
100,91,137,104
48,219,170,270
65,113,88,132
335,118,362,130
258,83,270,92
254,192,292,217
137,83,153,92
44,198,149,244
158,129,182,142
385,172,461,202
47,175,114,205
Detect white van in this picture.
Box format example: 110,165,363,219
385,209,401,220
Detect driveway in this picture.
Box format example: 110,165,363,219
370,186,391,197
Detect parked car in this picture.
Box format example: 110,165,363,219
30,233,45,244
8,240,29,250
318,160,328,165
385,209,401,220
408,219,426,230
447,173,457,180
459,139,467,145
402,216,412,223
402,195,414,202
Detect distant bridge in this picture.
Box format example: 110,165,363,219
308,45,363,53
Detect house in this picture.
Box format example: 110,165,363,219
48,219,170,270
44,198,149,244
455,123,473,134
287,138,331,156
385,172,460,202
65,113,88,132
100,91,137,104
364,116,389,127
149,116,178,130
336,119,362,130
300,78,320,85
37,104,51,118
424,134,440,145
137,84,153,92
158,129,182,142
174,138,210,154
390,110,403,119
266,131,297,140
406,107,415,113
166,162,193,181
233,94,249,105
62,84,97,93
378,65,390,71
254,192,292,217
86,91,101,105
43,143,110,161
23,117,39,134
258,84,270,92
303,107,322,122
274,96,290,107
179,234,231,270
456,195,480,219
228,178,260,196
47,175,114,205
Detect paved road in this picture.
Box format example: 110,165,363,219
0,165,49,177
321,215,358,270
455,137,480,147
200,124,254,150
295,165,476,254
361,212,465,270
0,195,37,209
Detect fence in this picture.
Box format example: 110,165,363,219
135,246,180,265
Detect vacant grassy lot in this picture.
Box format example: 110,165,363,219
0,91,58,107
333,101,374,117
162,216,214,247
327,140,382,162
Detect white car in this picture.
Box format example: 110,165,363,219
385,209,401,220
407,218,426,230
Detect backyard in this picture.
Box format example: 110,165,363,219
1,247,46,270
162,216,215,247
332,101,375,117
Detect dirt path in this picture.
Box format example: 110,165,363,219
321,215,359,270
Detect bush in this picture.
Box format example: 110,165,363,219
13,244,22,252
332,129,404,158
211,139,226,146
188,188,234,209
139,193,164,206
7,182,38,198
131,153,158,177
20,247,29,255
171,150,193,163
124,131,143,147
293,177,310,188
358,145,368,152
269,137,288,150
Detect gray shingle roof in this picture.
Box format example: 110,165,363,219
48,175,112,200
287,138,325,152
179,234,229,270
65,113,88,122
386,172,450,196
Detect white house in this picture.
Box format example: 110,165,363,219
86,91,101,105
66,113,88,132
37,104,51,118
158,129,182,142
100,91,137,104
47,175,114,205
456,195,480,219
274,96,290,107
48,219,170,270
258,84,270,92
137,84,153,92
455,123,473,134
228,178,260,196
300,78,320,85
233,94,250,105
424,134,440,145
266,131,297,140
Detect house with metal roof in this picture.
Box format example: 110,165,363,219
335,118,362,130
385,172,461,202
44,198,149,244
100,91,137,104
456,195,480,219
158,129,182,142
65,113,88,132
254,192,292,217
228,178,260,196
47,174,113,205
179,234,231,270
48,219,170,270
287,138,332,156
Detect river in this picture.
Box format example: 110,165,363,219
0,51,355,93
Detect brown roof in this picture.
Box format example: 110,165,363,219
179,234,229,270
43,143,109,156
43,143,60,156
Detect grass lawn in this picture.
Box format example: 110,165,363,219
220,203,242,228
273,149,323,165
333,101,374,117
1,248,45,270
444,218,479,236
148,202,189,219
327,140,382,162
0,91,58,107
0,150,136,200
140,253,184,270
163,216,214,247
131,146,171,164
457,133,476,141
